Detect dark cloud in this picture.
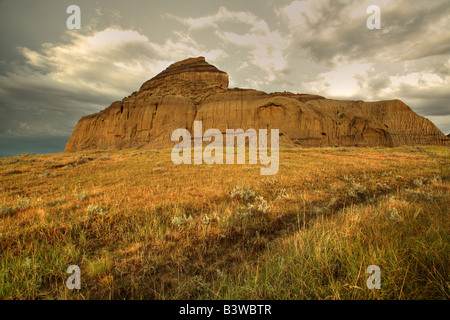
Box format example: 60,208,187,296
286,0,450,65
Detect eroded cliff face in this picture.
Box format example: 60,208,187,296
65,57,449,151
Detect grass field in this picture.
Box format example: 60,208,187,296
0,146,448,299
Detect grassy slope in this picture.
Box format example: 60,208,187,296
0,146,448,299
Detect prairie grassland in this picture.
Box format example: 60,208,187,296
0,146,448,299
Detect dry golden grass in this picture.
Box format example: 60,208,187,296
0,146,448,299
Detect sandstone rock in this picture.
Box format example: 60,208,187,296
65,57,449,151
140,56,228,95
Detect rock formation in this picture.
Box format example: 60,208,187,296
65,57,449,151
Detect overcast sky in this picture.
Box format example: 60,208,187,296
0,0,449,156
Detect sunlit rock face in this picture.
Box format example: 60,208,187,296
65,57,449,151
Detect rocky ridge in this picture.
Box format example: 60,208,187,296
65,57,449,151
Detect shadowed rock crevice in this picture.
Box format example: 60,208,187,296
65,57,449,151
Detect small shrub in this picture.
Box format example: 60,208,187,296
87,204,108,216
46,199,66,207
202,214,211,225
389,207,403,222
275,188,291,200
14,196,31,209
1,206,16,218
427,175,442,184
152,167,167,173
230,186,256,202
413,178,423,187
75,192,88,201
171,214,192,227
348,182,366,199
261,178,279,188
249,196,270,214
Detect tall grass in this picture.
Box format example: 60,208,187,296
0,147,448,299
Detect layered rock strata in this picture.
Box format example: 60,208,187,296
65,57,449,151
